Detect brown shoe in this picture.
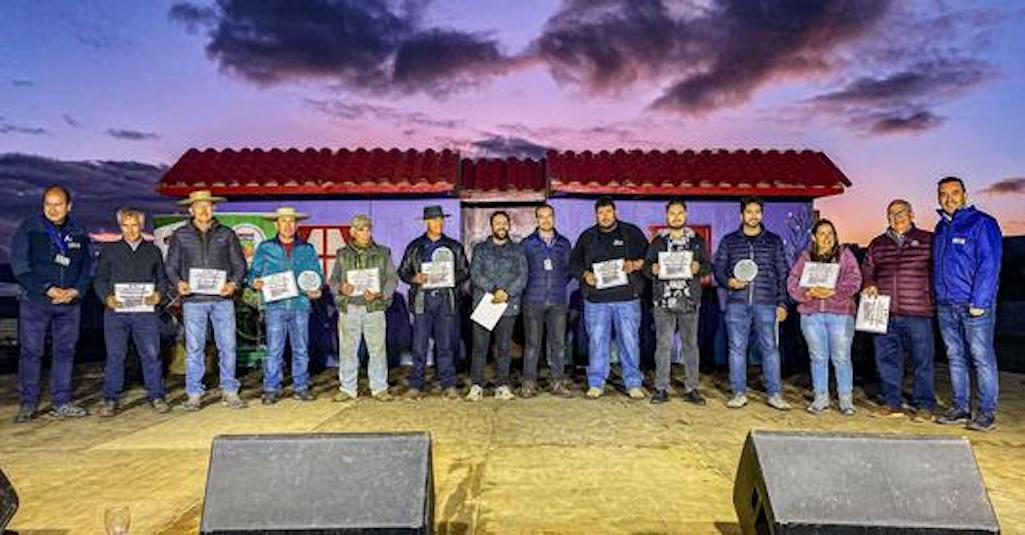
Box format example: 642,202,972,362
404,388,424,400
372,390,393,402
442,386,460,400
912,408,934,423
550,380,574,398
874,405,905,418
98,400,118,418
332,390,357,402
519,382,538,398
150,398,171,414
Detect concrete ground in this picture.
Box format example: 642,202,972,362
1,363,1024,534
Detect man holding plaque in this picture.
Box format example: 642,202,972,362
11,185,92,423
713,196,791,410
329,214,399,402
569,197,649,400
165,190,248,410
466,211,528,401
249,207,324,405
932,177,1003,431
861,200,936,420
398,205,470,399
644,199,711,405
94,208,170,417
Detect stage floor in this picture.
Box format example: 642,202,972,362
2,364,1024,534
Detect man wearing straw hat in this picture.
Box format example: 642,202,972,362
249,207,324,405
165,190,248,410
329,214,399,402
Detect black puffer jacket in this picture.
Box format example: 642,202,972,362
165,219,247,303
713,226,790,307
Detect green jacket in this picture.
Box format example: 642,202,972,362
329,241,399,314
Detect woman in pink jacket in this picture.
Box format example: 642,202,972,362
788,220,863,415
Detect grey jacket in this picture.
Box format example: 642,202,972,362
165,218,247,303
470,237,528,316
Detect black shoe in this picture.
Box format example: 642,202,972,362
293,389,316,401
98,400,118,418
935,408,971,425
966,412,996,432
649,389,670,404
262,392,279,405
682,389,707,406
14,404,35,424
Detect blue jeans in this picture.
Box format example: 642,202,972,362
799,313,854,397
263,308,311,393
937,305,998,415
18,300,80,406
183,300,239,396
409,292,457,390
103,311,164,401
725,303,782,396
584,299,642,389
874,315,935,410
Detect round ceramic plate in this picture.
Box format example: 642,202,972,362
297,270,322,291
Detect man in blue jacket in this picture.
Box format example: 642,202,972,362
249,207,324,405
520,204,574,398
713,196,791,411
11,185,92,423
932,177,1003,431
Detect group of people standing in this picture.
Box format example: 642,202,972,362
10,176,1003,431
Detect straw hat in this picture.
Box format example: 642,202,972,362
263,206,310,221
177,189,227,206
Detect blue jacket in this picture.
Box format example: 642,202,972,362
713,226,789,307
470,237,528,316
933,206,1002,309
248,236,324,311
521,229,572,306
11,215,93,303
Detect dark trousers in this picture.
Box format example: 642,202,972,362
471,315,516,387
522,303,567,383
103,310,165,402
873,315,935,410
410,293,457,390
18,300,80,407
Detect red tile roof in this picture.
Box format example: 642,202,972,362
157,147,460,196
459,157,546,192
546,149,850,197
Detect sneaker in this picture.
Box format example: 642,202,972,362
649,389,669,404
766,394,791,411
874,405,904,418
293,390,316,402
332,390,357,402
150,398,171,414
838,397,856,416
221,392,247,410
465,384,484,402
911,408,934,423
50,402,88,419
682,389,706,406
935,408,971,425
494,386,515,401
443,386,461,400
967,412,996,432
806,392,830,415
404,388,424,400
627,387,647,400
726,394,748,409
98,400,118,418
519,382,538,398
371,390,393,402
14,404,36,424
585,386,604,399
182,394,202,412
550,380,574,398
262,391,280,405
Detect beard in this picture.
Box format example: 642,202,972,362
494,230,509,240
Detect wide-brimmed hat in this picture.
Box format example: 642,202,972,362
177,189,226,207
263,206,309,221
421,205,453,220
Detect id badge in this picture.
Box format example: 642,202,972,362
543,258,553,271
55,253,70,267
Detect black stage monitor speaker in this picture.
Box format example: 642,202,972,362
734,430,999,534
1,468,17,530
201,432,433,534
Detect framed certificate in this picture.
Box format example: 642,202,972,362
422,261,455,289
856,295,891,334
261,270,299,303
799,262,841,289
114,283,155,313
592,259,628,289
346,268,381,295
188,268,227,295
658,251,693,280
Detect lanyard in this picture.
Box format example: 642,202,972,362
44,220,69,255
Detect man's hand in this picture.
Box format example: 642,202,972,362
413,273,427,285
177,281,192,296
493,289,509,303
623,259,644,274
252,278,265,291
219,281,237,297
776,306,788,323
651,263,660,276
583,271,597,287
969,307,986,317
306,289,322,300
727,278,748,290
862,285,879,298
46,287,63,301
690,261,701,275
145,292,161,306
105,295,123,309
341,282,355,296
807,287,836,300
363,290,380,301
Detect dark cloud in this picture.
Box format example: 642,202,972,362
105,128,161,141
0,154,168,261
12,79,35,87
0,117,46,135
170,0,515,95
980,177,1025,195
868,110,945,134
303,98,464,129
471,135,550,160
63,114,83,128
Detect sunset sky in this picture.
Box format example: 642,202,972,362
2,0,1024,245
